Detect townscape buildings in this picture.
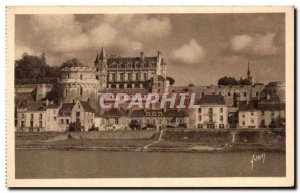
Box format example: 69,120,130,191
15,46,286,132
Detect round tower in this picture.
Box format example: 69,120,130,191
57,65,100,105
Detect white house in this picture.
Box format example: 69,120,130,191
196,95,228,129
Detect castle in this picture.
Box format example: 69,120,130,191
15,47,286,132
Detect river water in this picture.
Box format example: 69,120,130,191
15,150,285,179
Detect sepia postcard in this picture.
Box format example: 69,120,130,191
6,6,294,187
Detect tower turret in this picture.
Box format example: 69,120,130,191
95,44,108,87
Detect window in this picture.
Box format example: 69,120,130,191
251,119,254,124
202,92,204,96
244,92,247,97
76,112,80,117
199,115,202,121
80,74,83,80
30,114,34,119
39,121,43,127
261,111,265,116
198,124,203,128
30,121,33,127
61,119,64,124
143,73,147,80
136,73,139,81
242,114,245,118
271,112,275,117
54,117,57,121
219,124,224,128
120,73,124,81
256,92,259,97
53,110,56,114
209,108,213,114
39,113,42,119
66,119,69,124
209,115,213,122
21,121,24,127
220,108,223,113
228,92,231,96
65,89,68,97
22,114,25,118
128,73,132,81
251,112,254,116
242,121,245,126
199,108,202,113
220,115,223,121
80,87,83,96
112,74,116,81
115,118,118,124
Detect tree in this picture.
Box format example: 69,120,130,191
218,76,239,86
15,53,48,80
166,76,175,85
60,58,83,69
68,119,84,132
129,120,141,130
188,83,195,87
15,53,61,82
239,78,251,85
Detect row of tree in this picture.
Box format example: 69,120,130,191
15,53,83,81
217,76,251,86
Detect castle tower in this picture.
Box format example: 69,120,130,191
95,45,108,87
57,64,99,108
247,60,253,85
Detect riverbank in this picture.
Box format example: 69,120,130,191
16,137,285,153
15,130,285,153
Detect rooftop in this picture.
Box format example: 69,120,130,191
198,95,226,105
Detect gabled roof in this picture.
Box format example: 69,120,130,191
198,95,225,105
18,100,46,111
58,103,75,116
79,101,95,113
258,103,285,111
238,101,258,111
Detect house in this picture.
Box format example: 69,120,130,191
16,100,46,132
58,103,74,132
196,95,228,129
70,100,95,131
99,108,129,131
238,101,260,128
45,103,61,132
164,110,190,128
238,99,285,129
258,100,285,128
130,109,165,130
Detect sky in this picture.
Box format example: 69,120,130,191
15,13,285,86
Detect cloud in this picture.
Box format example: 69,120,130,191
171,39,205,65
16,14,173,66
133,17,172,39
230,33,277,56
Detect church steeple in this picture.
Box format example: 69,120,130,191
99,44,106,60
247,60,251,78
94,54,99,65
